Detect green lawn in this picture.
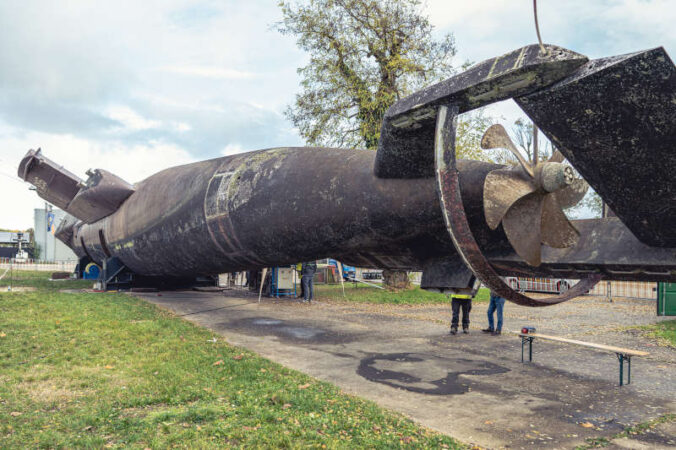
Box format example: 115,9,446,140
0,276,464,448
0,269,92,291
641,319,676,347
314,283,490,304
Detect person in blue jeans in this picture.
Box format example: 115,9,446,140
483,291,505,335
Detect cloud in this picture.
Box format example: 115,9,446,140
0,0,305,160
0,129,196,229
426,0,676,62
105,106,162,131
160,66,257,80
1,0,674,232
221,143,246,155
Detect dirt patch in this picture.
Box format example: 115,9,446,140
119,403,170,419
18,379,91,404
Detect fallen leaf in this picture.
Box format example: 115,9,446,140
298,383,311,389
260,368,267,373
233,354,243,360
484,420,493,425
104,365,114,369
10,412,21,417
282,403,291,410
0,332,6,337
213,360,224,366
579,422,594,428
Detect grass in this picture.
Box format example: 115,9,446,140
0,269,92,291
576,413,676,449
0,274,464,448
639,319,676,348
314,283,490,305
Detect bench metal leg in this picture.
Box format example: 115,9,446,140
628,356,631,384
616,353,632,386
521,336,534,363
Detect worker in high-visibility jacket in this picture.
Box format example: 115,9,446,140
450,292,473,335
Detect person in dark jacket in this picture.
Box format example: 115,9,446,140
301,261,317,303
450,293,473,335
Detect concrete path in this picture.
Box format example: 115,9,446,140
137,290,676,449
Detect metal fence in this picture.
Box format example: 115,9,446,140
585,280,658,300
0,259,78,291
0,258,77,272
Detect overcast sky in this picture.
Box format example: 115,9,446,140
1,0,674,229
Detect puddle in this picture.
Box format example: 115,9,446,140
252,319,283,326
357,352,509,395
224,317,358,344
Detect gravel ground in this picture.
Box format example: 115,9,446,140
139,289,675,449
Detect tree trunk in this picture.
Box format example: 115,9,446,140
382,269,411,291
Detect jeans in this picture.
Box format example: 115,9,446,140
301,274,314,301
451,298,472,329
487,294,506,331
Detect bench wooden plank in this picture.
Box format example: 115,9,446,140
518,332,649,356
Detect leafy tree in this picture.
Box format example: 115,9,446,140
511,118,552,163
456,110,496,161
277,0,457,150
278,0,499,289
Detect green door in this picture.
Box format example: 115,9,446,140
658,283,676,316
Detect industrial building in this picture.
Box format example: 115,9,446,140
34,207,77,262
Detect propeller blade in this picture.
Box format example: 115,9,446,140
483,169,537,230
554,178,589,208
540,195,580,248
502,192,544,266
481,124,534,177
548,149,565,163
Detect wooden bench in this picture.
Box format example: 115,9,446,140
518,332,649,386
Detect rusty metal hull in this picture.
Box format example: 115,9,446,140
67,147,457,277
52,146,675,284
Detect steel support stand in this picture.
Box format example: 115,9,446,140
616,353,631,386
521,336,534,363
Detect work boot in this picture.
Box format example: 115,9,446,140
463,327,469,334
450,327,457,335
491,330,501,336
482,328,494,333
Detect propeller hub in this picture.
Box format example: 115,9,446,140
539,162,574,193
